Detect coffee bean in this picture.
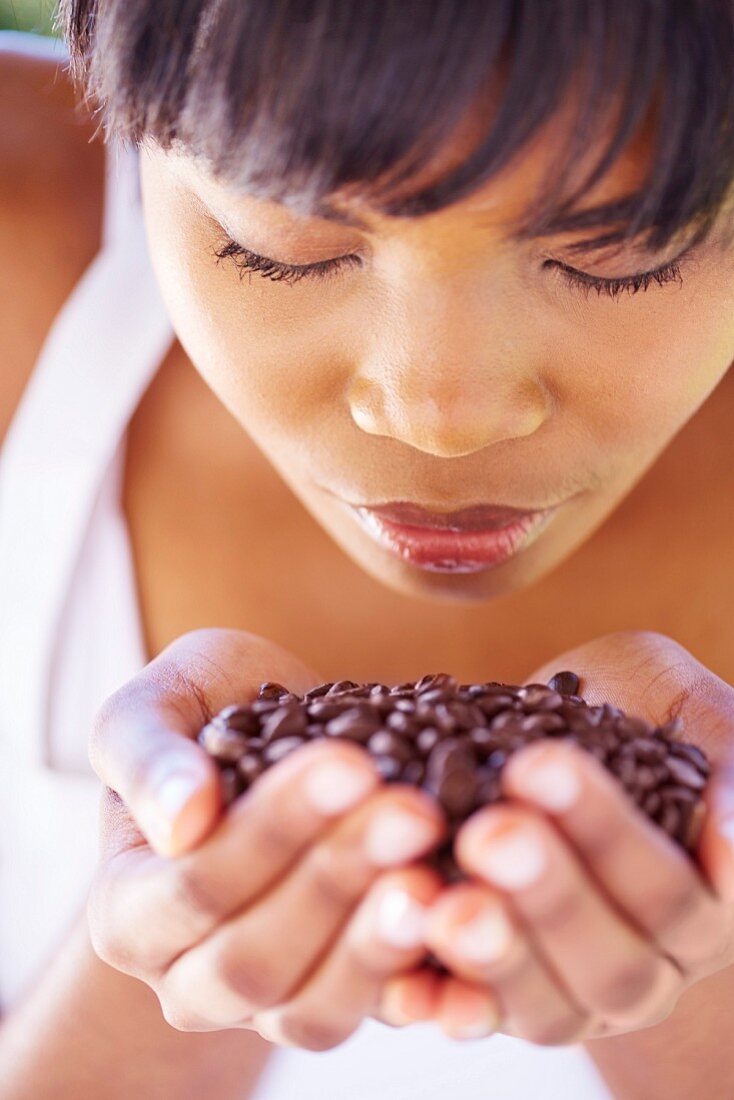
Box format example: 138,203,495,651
197,668,709,884
416,727,442,754
373,754,403,780
220,767,244,805
547,671,580,696
401,759,426,785
237,752,265,785
325,708,381,741
327,680,360,695
665,757,707,790
305,682,334,700
260,706,307,742
669,742,710,777
198,723,248,763
262,735,307,764
367,730,414,763
257,681,291,701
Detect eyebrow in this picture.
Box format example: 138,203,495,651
313,190,649,244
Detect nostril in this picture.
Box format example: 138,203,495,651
347,373,550,457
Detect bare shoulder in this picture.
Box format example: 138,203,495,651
0,36,103,236
0,35,104,443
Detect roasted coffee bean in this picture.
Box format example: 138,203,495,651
401,759,426,785
257,681,291,701
325,708,381,741
373,754,403,780
305,682,334,700
262,735,307,764
547,670,580,696
220,767,244,805
670,742,711,776
260,706,307,742
416,727,442,755
197,668,709,882
666,756,707,790
327,680,360,695
198,723,248,763
237,752,265,785
307,700,349,721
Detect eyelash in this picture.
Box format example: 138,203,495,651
213,237,686,299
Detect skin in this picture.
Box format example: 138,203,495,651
137,101,734,605
3,44,734,1099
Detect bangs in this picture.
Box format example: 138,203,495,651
60,0,734,252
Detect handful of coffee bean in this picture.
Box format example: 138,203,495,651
197,670,710,882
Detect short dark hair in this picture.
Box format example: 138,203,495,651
59,0,734,255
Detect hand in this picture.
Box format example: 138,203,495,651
87,628,447,1050
377,630,734,1043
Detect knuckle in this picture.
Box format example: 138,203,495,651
86,884,134,972
278,1013,351,1051
212,941,284,1009
158,996,202,1033
256,813,306,864
307,840,367,910
87,918,129,971
646,880,701,938
521,1012,589,1047
593,956,661,1015
532,888,581,936
169,861,225,924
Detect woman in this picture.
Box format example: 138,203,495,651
1,2,734,1097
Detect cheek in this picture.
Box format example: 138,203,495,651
141,178,355,442
548,283,734,458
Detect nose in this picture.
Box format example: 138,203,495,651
347,330,551,459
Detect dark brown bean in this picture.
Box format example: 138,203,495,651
262,736,307,763
198,667,709,886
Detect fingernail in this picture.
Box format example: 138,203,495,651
147,770,204,849
516,754,581,812
303,759,376,815
364,811,437,866
454,904,514,965
471,822,546,889
374,888,428,948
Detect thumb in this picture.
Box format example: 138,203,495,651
527,629,734,898
91,686,220,858
90,627,323,857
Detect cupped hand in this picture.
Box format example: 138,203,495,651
87,628,447,1049
377,630,734,1043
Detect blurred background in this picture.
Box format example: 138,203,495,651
0,1,56,34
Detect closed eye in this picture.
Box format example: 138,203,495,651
212,237,363,284
543,253,690,300
212,231,694,300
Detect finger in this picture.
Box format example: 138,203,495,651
90,738,382,972
374,968,443,1026
434,976,501,1041
159,788,444,1024
90,627,319,856
425,881,589,1045
457,805,682,1029
503,739,729,971
250,867,442,1051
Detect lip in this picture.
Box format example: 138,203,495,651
344,501,558,573
360,500,543,531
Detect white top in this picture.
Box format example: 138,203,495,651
0,30,611,1100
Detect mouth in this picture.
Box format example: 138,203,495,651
340,499,559,573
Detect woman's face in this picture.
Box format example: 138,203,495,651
138,105,734,603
